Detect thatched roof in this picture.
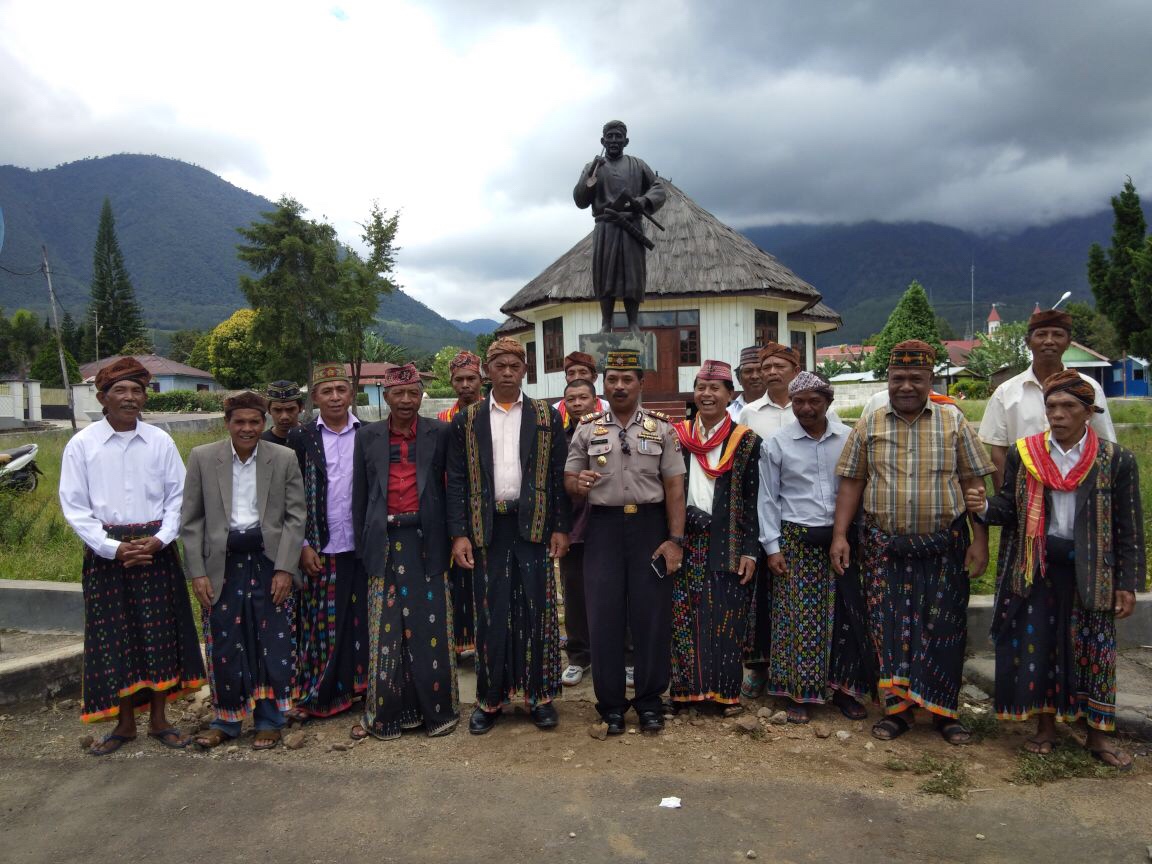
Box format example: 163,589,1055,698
788,300,842,329
494,314,532,335
502,180,824,317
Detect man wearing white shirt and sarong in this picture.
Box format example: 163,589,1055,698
59,357,205,755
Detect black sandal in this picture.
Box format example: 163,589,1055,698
934,718,972,746
832,690,868,720
871,712,911,741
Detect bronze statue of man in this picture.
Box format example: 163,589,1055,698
574,120,666,333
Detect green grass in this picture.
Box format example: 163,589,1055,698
884,753,971,799
1105,398,1152,424
1012,743,1122,786
0,424,222,583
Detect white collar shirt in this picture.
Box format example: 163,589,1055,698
230,442,260,531
686,418,725,515
58,418,186,559
490,391,524,501
1046,431,1087,540
978,366,1115,447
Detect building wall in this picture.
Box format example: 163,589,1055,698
155,374,218,393
516,298,820,400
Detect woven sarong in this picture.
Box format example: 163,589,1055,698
294,551,367,717
472,514,561,709
363,524,459,739
80,522,206,723
860,516,970,718
202,536,295,722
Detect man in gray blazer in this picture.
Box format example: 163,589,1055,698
351,362,458,741
181,391,306,750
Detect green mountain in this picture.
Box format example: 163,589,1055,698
742,213,1113,343
0,154,474,353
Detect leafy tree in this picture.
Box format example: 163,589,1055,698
1088,177,1150,354
119,335,156,355
29,344,80,387
431,345,466,388
7,309,46,377
237,197,345,386
88,198,146,355
0,308,12,375
359,331,407,364
186,330,214,372
205,309,272,389
167,329,203,363
1065,301,1120,357
867,281,947,376
475,332,496,358
964,320,1030,379
817,358,847,379
334,203,401,393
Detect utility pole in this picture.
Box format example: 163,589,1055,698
969,261,975,341
41,246,77,431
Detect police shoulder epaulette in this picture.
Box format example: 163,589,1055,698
642,408,670,422
579,410,605,424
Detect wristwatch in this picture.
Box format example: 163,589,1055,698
668,535,685,546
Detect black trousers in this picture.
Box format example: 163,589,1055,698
584,506,670,716
559,543,591,668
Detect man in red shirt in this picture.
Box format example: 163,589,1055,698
351,363,457,741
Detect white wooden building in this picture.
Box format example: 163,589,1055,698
495,181,841,401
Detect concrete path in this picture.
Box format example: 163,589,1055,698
1,752,1149,864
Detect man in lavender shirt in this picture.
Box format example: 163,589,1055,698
286,363,367,720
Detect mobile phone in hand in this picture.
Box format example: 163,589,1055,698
650,554,668,579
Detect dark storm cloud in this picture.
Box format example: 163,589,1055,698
432,0,1152,229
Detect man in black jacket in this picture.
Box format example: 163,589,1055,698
447,338,571,734
351,363,457,741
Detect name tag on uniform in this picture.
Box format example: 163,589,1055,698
590,438,608,445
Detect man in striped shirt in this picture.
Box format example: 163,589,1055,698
830,340,993,746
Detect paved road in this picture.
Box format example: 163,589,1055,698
1,754,1146,863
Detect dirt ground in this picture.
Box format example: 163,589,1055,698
2,667,1151,863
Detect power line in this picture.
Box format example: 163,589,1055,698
0,263,44,277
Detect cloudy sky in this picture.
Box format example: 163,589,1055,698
2,0,1150,321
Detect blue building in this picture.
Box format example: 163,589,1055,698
80,355,220,392
1105,356,1150,398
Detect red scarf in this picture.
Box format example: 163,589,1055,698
674,415,748,478
1015,427,1098,584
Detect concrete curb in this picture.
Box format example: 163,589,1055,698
0,581,84,634
963,654,1152,741
0,643,84,707
966,592,1152,651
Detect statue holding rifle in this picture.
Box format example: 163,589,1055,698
574,120,666,334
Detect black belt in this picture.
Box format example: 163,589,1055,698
227,527,264,553
386,512,421,528
783,520,834,548
590,503,663,516
494,500,519,515
1045,536,1076,561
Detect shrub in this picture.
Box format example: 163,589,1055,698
949,379,991,400
145,389,226,413
355,393,370,406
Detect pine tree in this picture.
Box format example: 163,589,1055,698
59,310,81,358
867,281,948,375
88,198,145,356
1088,177,1149,353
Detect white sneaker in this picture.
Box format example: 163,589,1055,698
561,664,588,686
625,666,635,688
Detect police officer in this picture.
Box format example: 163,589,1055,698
565,350,686,734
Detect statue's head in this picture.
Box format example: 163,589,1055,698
601,120,628,159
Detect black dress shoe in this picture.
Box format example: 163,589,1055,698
637,709,665,734
603,712,626,735
530,702,559,729
469,706,501,735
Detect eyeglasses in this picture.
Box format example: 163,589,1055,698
618,427,631,455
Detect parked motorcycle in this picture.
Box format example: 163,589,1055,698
0,443,42,491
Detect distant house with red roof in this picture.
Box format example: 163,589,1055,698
80,355,219,392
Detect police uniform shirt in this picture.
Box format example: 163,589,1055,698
565,409,685,505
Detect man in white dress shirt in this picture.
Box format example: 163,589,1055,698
447,338,571,734
58,357,205,755
979,307,1115,489
727,346,766,421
